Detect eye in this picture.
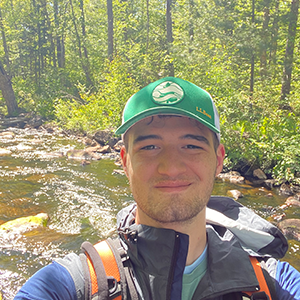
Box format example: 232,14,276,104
184,144,202,149
141,145,158,150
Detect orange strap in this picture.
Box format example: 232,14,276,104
244,256,272,299
86,240,122,300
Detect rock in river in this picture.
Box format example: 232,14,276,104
285,196,300,208
227,189,244,200
0,148,11,156
66,149,101,160
278,219,300,241
0,213,48,235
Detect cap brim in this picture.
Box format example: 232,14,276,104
115,106,220,135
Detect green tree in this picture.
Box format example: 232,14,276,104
280,0,299,104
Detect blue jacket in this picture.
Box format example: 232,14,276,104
14,197,300,300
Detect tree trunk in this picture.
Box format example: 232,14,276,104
146,0,149,53
0,60,19,116
107,0,114,61
249,0,255,96
69,0,92,86
54,0,65,68
166,0,174,77
260,3,270,78
0,7,11,74
41,0,55,68
280,0,299,103
79,0,93,86
269,0,279,73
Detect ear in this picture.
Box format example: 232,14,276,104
120,146,129,178
215,144,225,176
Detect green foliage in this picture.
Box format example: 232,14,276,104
0,0,299,184
221,92,300,184
54,58,139,133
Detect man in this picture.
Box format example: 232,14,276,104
15,77,300,299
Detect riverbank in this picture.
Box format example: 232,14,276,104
1,113,300,193
0,121,299,299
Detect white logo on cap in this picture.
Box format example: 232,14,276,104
152,81,184,105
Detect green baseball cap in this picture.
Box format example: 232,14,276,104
115,77,220,139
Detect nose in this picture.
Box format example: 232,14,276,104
157,146,187,177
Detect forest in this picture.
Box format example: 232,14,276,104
0,0,300,185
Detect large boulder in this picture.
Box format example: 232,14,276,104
66,149,101,160
93,129,119,147
278,219,300,241
0,213,48,235
285,195,300,207
217,171,245,184
253,168,267,180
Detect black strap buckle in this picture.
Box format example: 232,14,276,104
107,276,122,299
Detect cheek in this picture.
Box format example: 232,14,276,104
128,159,155,183
189,158,217,178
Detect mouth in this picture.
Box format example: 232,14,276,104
154,182,192,192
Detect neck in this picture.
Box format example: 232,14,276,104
136,208,207,266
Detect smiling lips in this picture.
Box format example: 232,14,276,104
154,181,192,192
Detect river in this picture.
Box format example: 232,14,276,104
0,127,299,299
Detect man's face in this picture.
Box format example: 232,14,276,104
121,116,225,227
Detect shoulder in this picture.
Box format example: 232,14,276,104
274,260,300,300
14,253,83,300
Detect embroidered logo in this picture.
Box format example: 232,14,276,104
152,81,184,105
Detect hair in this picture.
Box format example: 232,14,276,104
122,115,220,152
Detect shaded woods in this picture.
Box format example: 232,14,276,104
0,0,300,184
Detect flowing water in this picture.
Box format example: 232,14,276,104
0,127,299,299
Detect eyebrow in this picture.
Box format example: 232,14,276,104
133,134,162,145
133,134,210,145
181,134,210,145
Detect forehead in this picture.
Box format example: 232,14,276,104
125,115,211,138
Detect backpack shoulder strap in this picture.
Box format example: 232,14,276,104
81,239,123,300
81,238,139,300
242,256,278,300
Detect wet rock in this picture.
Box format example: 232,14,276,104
41,151,65,159
230,176,245,184
85,144,111,154
40,124,56,133
218,171,241,179
28,137,43,145
13,143,32,151
0,131,15,139
263,179,277,190
0,213,48,235
113,169,125,176
113,140,124,152
82,137,96,146
278,219,300,241
280,183,294,196
98,145,111,154
217,171,245,184
114,156,122,166
0,148,11,156
271,213,286,222
24,115,44,128
0,116,29,128
66,149,101,160
85,145,103,153
227,189,244,200
291,185,300,194
285,196,300,207
253,168,267,180
93,129,119,147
